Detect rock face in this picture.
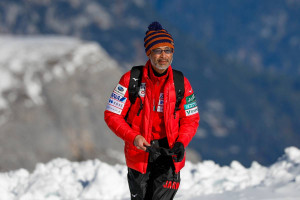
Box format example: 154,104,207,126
0,36,125,171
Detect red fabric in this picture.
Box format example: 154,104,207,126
104,60,200,174
149,66,168,140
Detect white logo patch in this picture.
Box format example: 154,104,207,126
114,84,127,96
106,103,122,115
110,92,126,102
138,83,146,97
106,92,127,115
159,93,164,99
157,93,164,112
185,106,198,116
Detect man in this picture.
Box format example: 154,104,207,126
104,21,200,200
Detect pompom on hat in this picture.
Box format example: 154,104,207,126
144,21,174,56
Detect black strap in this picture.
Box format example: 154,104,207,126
128,66,144,116
173,69,185,115
128,65,143,104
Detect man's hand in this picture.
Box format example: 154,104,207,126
171,142,185,162
134,135,150,151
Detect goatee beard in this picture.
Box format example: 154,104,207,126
150,58,173,71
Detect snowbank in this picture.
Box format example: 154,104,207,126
0,147,300,200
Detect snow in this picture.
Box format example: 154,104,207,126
1,147,299,200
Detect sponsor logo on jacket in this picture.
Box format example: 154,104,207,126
106,84,128,115
138,83,146,97
110,92,126,102
184,93,198,116
184,101,197,110
114,84,127,96
157,93,164,112
186,93,196,103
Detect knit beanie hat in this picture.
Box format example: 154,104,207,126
144,21,174,56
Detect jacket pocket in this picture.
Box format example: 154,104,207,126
131,114,142,132
125,142,146,162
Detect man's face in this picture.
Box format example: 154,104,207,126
148,46,174,73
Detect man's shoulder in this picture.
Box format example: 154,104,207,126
171,67,184,76
119,65,145,86
171,67,191,84
118,70,132,87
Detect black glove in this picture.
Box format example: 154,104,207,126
146,145,161,162
146,145,175,162
170,142,185,162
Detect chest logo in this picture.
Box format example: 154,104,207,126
138,83,146,97
157,93,164,112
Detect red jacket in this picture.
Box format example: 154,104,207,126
148,65,168,140
104,60,200,174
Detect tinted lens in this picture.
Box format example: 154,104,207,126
152,49,162,54
164,49,173,54
152,48,173,54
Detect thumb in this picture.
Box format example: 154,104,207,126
144,140,150,147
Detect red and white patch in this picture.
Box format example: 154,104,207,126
138,83,146,97
157,93,164,112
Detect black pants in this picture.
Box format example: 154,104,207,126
127,138,180,200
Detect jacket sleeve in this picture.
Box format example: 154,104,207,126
176,77,200,148
104,71,139,144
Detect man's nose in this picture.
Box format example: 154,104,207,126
160,51,167,57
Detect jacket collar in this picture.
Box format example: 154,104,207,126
144,60,172,82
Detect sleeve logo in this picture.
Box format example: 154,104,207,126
110,92,126,102
184,93,198,116
186,94,196,103
114,84,127,96
106,83,128,115
117,86,124,92
184,101,197,110
106,92,127,115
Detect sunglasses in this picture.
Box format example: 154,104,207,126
151,48,174,55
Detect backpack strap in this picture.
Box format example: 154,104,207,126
128,65,143,104
128,65,144,116
172,69,185,118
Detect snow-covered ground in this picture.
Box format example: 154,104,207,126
0,147,299,200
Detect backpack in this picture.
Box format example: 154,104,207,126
128,65,184,118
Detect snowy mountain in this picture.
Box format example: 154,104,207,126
1,146,299,200
0,35,125,171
